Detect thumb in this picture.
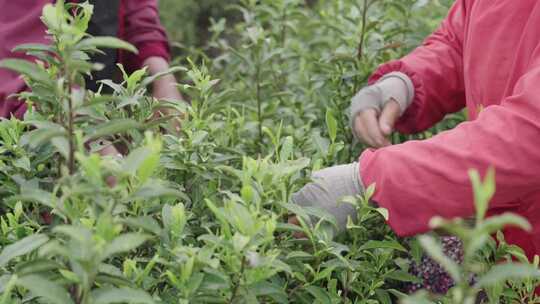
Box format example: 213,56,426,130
379,99,401,136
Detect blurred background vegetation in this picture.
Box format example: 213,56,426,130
159,0,455,57
159,0,233,50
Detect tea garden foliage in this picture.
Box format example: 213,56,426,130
1,1,540,303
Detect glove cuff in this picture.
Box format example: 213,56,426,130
378,71,415,114
292,162,364,235
351,162,364,194
349,72,414,140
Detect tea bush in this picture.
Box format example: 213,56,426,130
1,1,540,303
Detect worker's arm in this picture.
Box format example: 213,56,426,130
121,0,183,127
143,56,182,102
351,0,469,148
121,0,171,72
292,0,472,231
361,50,540,236
294,54,540,237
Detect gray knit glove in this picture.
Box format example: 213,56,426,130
350,72,414,139
291,162,363,234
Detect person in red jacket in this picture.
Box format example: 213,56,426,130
0,0,182,131
291,0,540,263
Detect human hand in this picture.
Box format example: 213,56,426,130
94,140,121,187
152,76,183,134
288,163,363,236
352,99,401,148
351,72,413,148
144,56,184,133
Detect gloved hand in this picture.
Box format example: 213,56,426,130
350,72,414,148
290,162,364,235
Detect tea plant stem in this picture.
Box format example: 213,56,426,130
357,0,369,61
280,9,287,48
256,58,263,153
287,283,304,298
229,255,246,304
67,91,75,174
342,270,351,299
354,0,372,160
63,58,76,174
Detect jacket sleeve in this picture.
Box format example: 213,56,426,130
0,0,50,119
121,0,171,71
360,49,540,237
368,0,469,134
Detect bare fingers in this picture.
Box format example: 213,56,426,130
379,99,401,136
354,108,390,148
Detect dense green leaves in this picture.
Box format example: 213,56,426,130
2,0,538,303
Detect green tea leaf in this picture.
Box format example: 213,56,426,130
251,281,288,304
0,59,51,84
130,180,190,202
375,289,392,304
54,225,93,244
305,286,331,304
141,66,187,88
469,167,495,223
385,270,422,283
91,287,155,304
17,274,74,304
6,187,58,215
477,213,531,235
0,274,13,294
279,136,294,162
126,67,148,92
14,259,63,276
83,119,141,142
325,108,337,143
122,217,162,236
476,263,540,288
77,37,138,54
12,43,55,54
103,233,149,259
0,234,49,267
59,269,80,283
359,240,407,252
20,122,67,148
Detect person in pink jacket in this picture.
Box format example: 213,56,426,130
292,0,540,262
0,0,181,120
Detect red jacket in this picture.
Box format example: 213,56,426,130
0,0,170,118
360,0,540,260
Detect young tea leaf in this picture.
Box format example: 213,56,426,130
325,109,338,143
